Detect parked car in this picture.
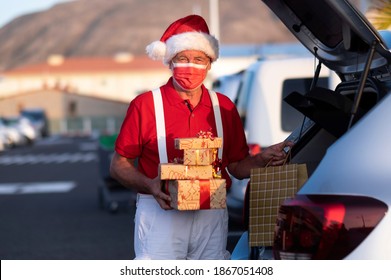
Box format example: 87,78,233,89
0,127,7,152
0,117,27,147
20,108,49,138
2,116,37,145
232,0,391,260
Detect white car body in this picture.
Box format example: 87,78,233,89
0,119,25,147
299,93,391,259
11,117,37,143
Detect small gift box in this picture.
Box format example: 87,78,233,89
174,137,222,150
183,148,216,166
159,163,213,180
165,179,226,210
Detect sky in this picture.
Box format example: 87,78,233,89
0,0,72,28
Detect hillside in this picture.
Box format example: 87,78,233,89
0,0,297,71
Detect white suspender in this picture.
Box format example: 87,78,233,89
152,88,168,163
152,88,224,163
208,90,223,160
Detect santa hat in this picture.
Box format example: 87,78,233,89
146,15,219,64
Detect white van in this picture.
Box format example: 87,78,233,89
227,55,339,225
212,70,244,103
238,56,339,150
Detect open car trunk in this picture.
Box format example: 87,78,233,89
261,0,391,175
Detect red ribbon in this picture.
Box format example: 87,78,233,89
199,180,211,209
164,180,211,210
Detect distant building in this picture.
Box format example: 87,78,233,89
0,54,171,134
0,51,256,117
0,54,171,103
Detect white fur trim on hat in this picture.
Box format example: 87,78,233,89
164,31,219,64
146,40,167,61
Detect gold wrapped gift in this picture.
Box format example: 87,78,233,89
174,137,222,150
183,148,216,166
165,179,226,210
159,163,213,180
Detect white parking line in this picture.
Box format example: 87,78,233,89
0,181,76,195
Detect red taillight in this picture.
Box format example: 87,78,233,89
273,195,388,260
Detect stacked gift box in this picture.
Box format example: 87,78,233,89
159,136,226,210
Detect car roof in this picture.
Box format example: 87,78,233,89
261,0,391,78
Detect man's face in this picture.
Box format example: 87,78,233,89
172,50,211,70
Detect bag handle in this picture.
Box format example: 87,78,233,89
265,149,291,167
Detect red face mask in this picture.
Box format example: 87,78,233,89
172,62,208,91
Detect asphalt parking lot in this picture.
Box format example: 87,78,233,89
0,136,244,260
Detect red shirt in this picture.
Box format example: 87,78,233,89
115,78,249,188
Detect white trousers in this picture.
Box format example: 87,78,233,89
134,194,231,260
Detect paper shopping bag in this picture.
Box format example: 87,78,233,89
248,163,308,247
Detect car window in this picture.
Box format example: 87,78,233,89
236,70,255,124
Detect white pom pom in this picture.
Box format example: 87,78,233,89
146,41,166,61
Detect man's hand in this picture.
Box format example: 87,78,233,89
150,177,172,210
256,141,294,166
